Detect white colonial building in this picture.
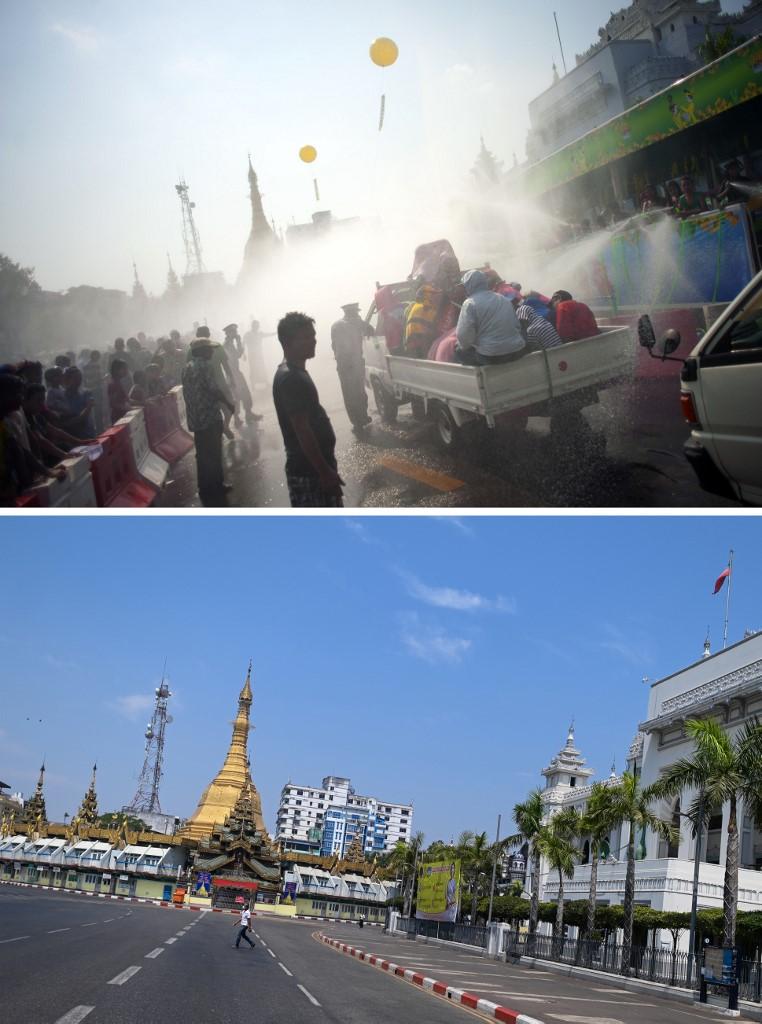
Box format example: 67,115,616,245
534,632,762,943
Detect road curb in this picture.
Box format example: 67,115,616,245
294,915,382,925
317,932,545,1024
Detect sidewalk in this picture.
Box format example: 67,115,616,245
318,923,756,1024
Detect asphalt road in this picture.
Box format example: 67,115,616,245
158,360,738,509
0,888,467,1024
319,922,758,1024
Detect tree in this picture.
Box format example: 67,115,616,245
508,790,545,943
535,808,580,955
97,811,147,832
391,831,425,916
698,26,743,64
577,782,618,939
647,717,762,947
607,773,677,975
455,830,494,922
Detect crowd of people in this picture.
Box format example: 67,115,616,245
0,320,271,506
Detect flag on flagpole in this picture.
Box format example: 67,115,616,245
713,567,731,594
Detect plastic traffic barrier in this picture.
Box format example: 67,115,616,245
144,393,193,464
118,409,169,491
17,455,97,508
90,425,158,507
170,385,188,429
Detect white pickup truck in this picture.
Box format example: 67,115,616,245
363,321,636,449
666,268,762,505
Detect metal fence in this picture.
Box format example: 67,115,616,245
504,931,700,989
395,918,762,1003
396,916,488,948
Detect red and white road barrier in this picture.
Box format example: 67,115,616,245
318,933,545,1024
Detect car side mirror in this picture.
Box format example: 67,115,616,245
637,315,656,349
659,329,681,357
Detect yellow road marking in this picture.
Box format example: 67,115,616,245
379,456,464,493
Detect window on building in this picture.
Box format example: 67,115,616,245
570,777,576,787
670,23,675,31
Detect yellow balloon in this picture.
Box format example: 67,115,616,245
299,145,317,164
369,37,398,68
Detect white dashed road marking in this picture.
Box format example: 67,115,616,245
103,918,114,923
107,966,142,986
165,937,177,944
297,984,321,1007
278,963,293,976
0,935,29,943
175,930,185,937
145,948,164,959
53,1007,95,1024
267,948,276,958
81,922,97,927
48,927,71,933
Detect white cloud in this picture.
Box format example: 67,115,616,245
113,694,154,719
344,519,378,545
400,614,471,664
45,653,77,671
597,624,650,666
402,572,516,614
436,517,475,537
49,23,101,51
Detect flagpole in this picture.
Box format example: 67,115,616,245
723,549,734,649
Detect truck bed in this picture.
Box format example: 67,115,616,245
382,326,634,418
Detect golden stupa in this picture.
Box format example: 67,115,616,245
181,663,268,841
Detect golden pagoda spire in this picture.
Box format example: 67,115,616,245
22,761,47,827
181,663,267,841
76,763,99,826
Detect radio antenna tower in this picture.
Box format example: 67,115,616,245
174,177,206,275
124,669,173,815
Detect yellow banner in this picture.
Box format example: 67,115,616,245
415,859,460,922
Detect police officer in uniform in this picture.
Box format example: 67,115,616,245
330,303,373,432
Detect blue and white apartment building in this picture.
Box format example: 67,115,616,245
275,775,413,858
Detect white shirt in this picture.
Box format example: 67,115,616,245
240,908,251,927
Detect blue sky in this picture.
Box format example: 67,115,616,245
0,514,758,844
0,0,747,294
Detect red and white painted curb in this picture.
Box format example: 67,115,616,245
0,878,213,911
319,933,545,1024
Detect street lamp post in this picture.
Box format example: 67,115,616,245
487,813,502,927
687,788,705,988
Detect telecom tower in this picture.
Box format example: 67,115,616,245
174,177,206,276
124,678,173,815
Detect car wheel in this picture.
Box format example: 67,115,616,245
371,376,398,424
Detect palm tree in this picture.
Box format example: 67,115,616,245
507,790,545,942
387,832,425,916
535,808,580,956
608,772,676,975
647,717,762,947
577,782,618,940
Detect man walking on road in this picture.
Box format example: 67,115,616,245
273,312,344,508
330,303,372,433
233,902,255,949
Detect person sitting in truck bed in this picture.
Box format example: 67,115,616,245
454,270,526,366
404,284,445,358
516,302,563,350
549,291,599,343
